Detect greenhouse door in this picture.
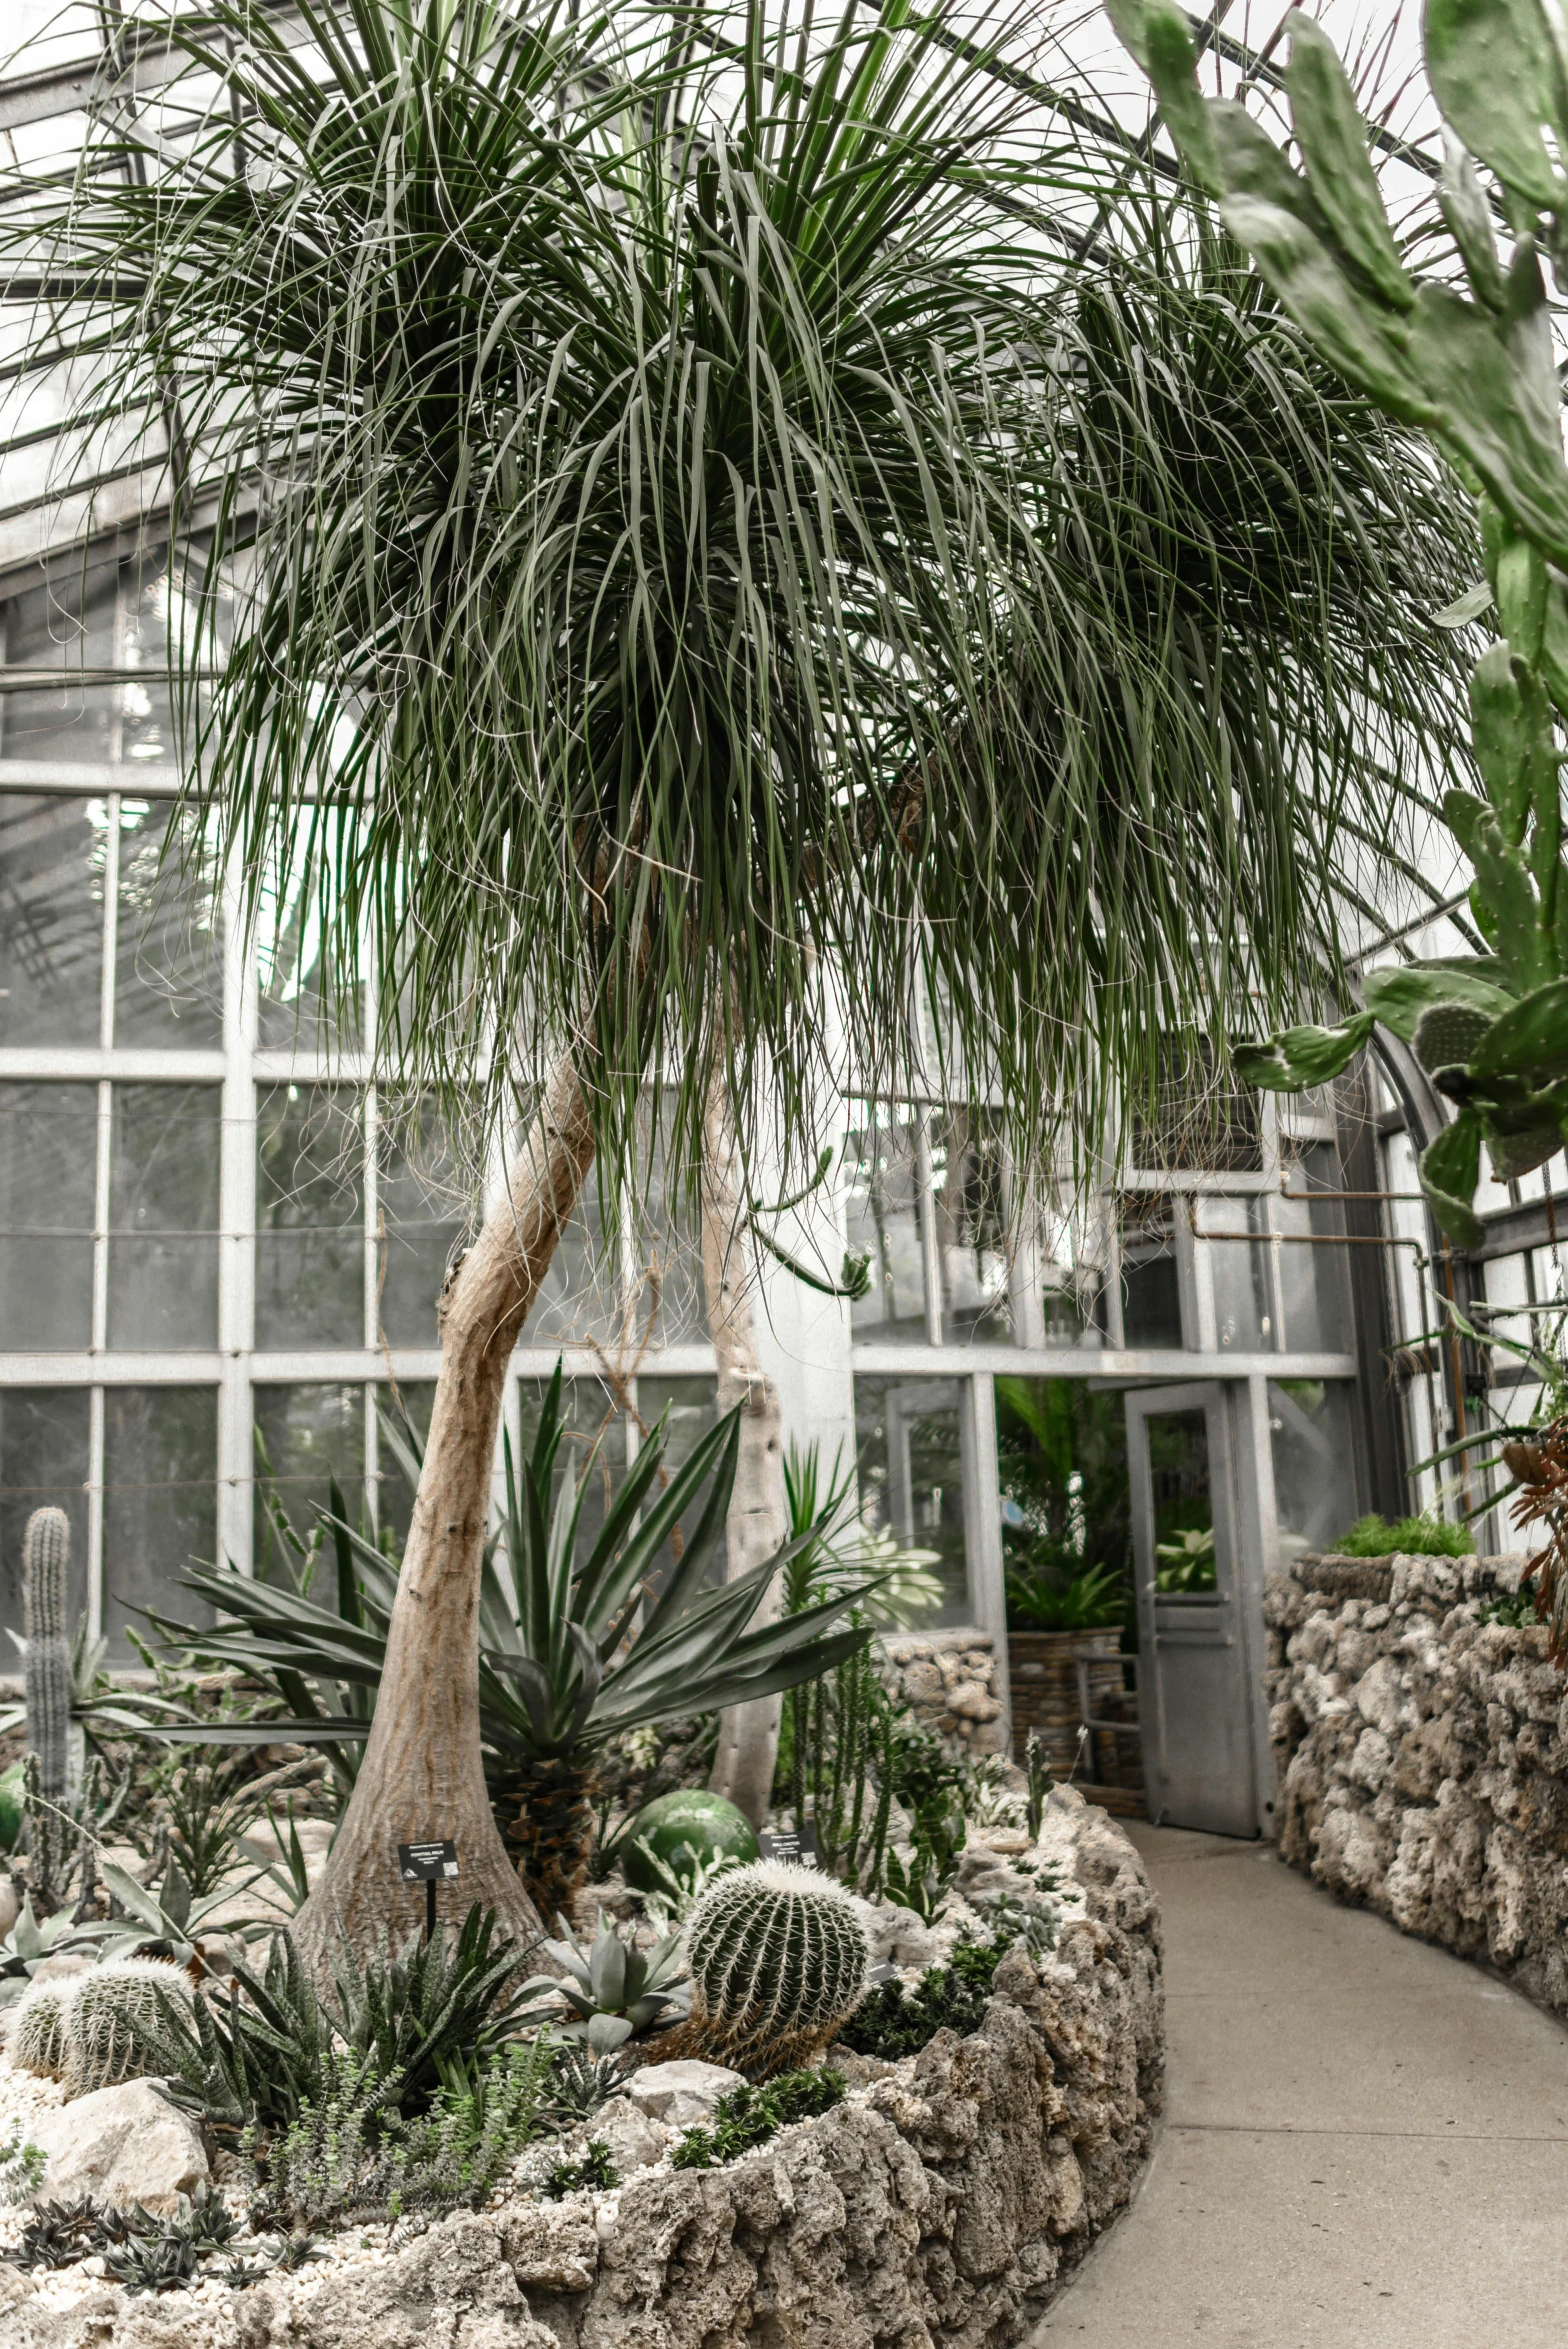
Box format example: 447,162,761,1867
1125,1381,1264,1838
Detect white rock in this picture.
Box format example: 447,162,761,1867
624,2058,743,2125
26,2076,210,2213
0,1878,19,1940
591,2093,669,2175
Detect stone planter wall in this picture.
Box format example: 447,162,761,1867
1,1791,1163,2349
878,1629,1005,1755
1266,1547,1568,2015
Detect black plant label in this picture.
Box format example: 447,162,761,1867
397,1839,459,1882
758,1823,819,1868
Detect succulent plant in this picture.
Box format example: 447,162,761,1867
9,1975,77,2079
22,1509,73,1906
674,1859,870,2077
522,1917,687,2055
62,1958,192,2098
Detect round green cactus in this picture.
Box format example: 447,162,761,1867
9,1975,77,2080
681,1859,869,2075
62,1958,190,2098
622,1789,760,1893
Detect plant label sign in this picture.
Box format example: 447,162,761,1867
398,1839,459,1883
759,1824,818,1869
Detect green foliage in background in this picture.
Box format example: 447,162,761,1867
1111,0,1568,1247
997,1380,1131,1631
1330,1513,1476,1561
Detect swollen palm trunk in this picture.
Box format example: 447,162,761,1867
291,1057,595,1970
501,1750,600,1922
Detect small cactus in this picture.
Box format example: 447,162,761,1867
23,1507,73,1908
9,1975,77,2080
23,1508,71,1803
675,1859,870,2076
61,1958,191,2098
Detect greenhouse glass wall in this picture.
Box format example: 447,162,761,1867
1,1,1565,1840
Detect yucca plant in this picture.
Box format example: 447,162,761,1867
155,1366,872,1912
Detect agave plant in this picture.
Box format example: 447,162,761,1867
154,1366,873,1912
520,1916,687,2054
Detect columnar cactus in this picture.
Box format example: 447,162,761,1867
8,1975,75,2080
62,1958,191,2097
22,1508,71,1806
22,1507,73,1909
677,1859,870,2076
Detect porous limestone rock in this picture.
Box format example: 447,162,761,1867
25,2076,209,2212
0,1791,1161,2349
622,2058,745,2127
1268,1549,1568,2016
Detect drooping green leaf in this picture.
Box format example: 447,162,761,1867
1285,13,1414,311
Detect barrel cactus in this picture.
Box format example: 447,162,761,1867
675,1859,870,2077
9,1975,77,2080
62,1958,191,2097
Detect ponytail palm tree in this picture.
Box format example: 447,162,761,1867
33,0,1472,1956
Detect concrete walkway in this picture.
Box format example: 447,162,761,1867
1035,1824,1568,2349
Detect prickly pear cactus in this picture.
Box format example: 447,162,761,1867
673,1859,870,2076
62,1958,191,2098
8,1975,77,2080
1113,0,1568,1250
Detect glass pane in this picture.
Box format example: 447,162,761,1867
255,819,364,1051
996,1377,1131,1625
373,1380,437,1553
1130,1039,1262,1174
0,1388,90,1641
932,1107,1012,1343
845,1105,927,1340
854,1372,970,1624
633,1374,717,1586
108,1084,221,1349
377,1098,471,1348
634,1105,708,1346
113,799,223,1045
527,1179,626,1347
253,1382,365,1577
0,794,106,1042
1120,1201,1183,1349
102,1385,217,1654
1278,1144,1351,1352
255,1086,365,1349
1145,1407,1220,1600
0,1082,97,1349
1,558,119,763
1202,1196,1271,1351
1269,1379,1360,1564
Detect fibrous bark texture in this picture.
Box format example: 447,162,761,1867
292,1055,596,1969
1267,1547,1568,2015
700,1078,787,1828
